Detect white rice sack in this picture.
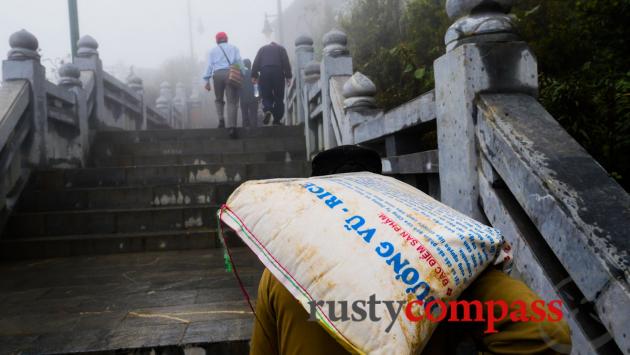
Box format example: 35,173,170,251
219,172,506,354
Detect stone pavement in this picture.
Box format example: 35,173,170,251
0,248,262,354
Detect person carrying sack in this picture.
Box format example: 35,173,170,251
202,31,243,139
248,146,572,355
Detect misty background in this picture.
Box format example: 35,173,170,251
0,0,347,127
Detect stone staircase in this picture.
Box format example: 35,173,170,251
1,125,309,259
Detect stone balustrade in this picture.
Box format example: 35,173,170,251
286,1,629,353
0,29,183,232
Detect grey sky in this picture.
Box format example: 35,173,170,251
0,0,288,71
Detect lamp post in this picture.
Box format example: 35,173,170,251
262,13,274,39
276,0,284,45
68,0,80,58
261,0,285,45
186,0,195,61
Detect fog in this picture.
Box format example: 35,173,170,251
0,0,289,71
0,0,344,127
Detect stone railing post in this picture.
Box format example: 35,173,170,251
2,29,48,166
294,35,314,125
187,89,201,129
434,0,537,221
74,35,106,130
58,62,88,165
303,60,321,84
173,82,188,129
126,70,146,130
342,72,377,111
155,81,173,125
342,71,379,145
320,29,353,150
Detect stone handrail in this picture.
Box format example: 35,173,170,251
0,81,29,149
146,105,170,130
0,80,30,231
291,0,629,352
0,29,184,232
286,37,324,158
103,72,143,112
476,93,629,353
102,71,143,130
353,90,436,144
80,70,95,118
45,79,79,127
285,76,298,125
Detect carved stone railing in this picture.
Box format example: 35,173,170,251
155,81,190,129
0,80,30,231
291,0,629,352
71,35,172,132
475,94,629,355
102,71,143,130
0,29,179,232
285,74,298,126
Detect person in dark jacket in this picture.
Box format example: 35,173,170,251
240,59,258,128
251,42,292,126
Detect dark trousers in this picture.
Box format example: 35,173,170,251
213,69,239,128
240,100,259,128
259,66,285,123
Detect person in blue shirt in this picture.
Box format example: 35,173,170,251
240,59,258,128
203,32,243,138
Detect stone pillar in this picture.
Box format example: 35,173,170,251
294,35,314,125
342,72,377,111
433,0,537,221
156,81,172,125
187,91,202,129
58,62,88,165
126,70,146,130
342,71,378,145
303,60,321,83
74,35,106,129
173,82,188,129
2,29,48,166
126,71,144,96
320,29,353,150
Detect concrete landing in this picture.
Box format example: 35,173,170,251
0,248,262,354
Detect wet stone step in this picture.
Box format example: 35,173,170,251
0,230,216,260
30,161,311,190
90,136,306,157
0,248,260,352
7,206,220,238
90,150,306,168
93,125,305,143
16,183,239,212
1,228,245,260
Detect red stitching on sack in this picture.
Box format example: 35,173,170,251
220,204,352,345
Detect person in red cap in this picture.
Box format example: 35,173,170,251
202,32,243,138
